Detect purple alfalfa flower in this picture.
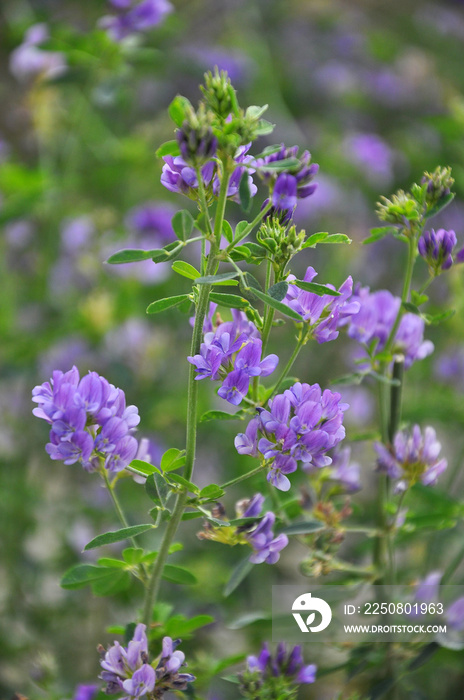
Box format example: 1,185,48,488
212,143,257,201
121,665,156,699
272,173,298,210
418,228,464,273
154,637,195,693
33,367,140,473
267,454,297,492
73,684,98,700
237,492,265,518
236,382,349,491
100,0,173,41
100,623,149,691
234,416,260,457
217,368,250,405
283,267,360,343
10,23,67,82
347,286,434,368
105,435,139,473
234,338,279,378
375,425,447,490
246,511,288,564
245,643,316,686
161,156,215,197
329,447,361,492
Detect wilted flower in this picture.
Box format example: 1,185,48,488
240,643,316,699
235,382,349,491
375,425,447,490
32,366,139,473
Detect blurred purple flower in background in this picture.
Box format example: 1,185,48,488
181,46,252,84
375,425,447,490
73,684,98,700
344,132,394,185
244,643,317,689
329,447,361,492
100,0,173,41
10,23,67,82
347,286,434,368
434,346,464,390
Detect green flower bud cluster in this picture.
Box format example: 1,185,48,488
200,67,237,119
239,670,298,700
257,219,306,271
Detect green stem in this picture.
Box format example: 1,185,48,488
253,261,274,402
102,470,147,582
220,464,265,490
225,201,273,252
384,236,417,354
442,534,464,584
268,327,308,400
142,165,232,627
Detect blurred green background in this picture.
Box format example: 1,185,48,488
1,0,464,698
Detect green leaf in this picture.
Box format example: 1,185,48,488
160,448,186,472
224,555,254,597
61,564,109,589
169,95,193,127
209,292,249,309
155,140,180,158
239,171,252,212
411,290,429,306
368,370,401,386
227,611,271,629
235,220,248,240
278,521,325,535
422,309,455,325
211,653,247,676
257,157,300,172
172,261,200,280
322,233,352,244
407,642,439,671
168,473,200,494
92,569,131,597
250,288,303,321
162,564,197,585
267,281,288,302
246,104,269,120
146,472,170,507
200,484,225,500
200,409,245,423
165,614,214,638
425,193,455,220
97,557,128,569
146,294,189,314
330,372,366,386
195,271,240,285
222,220,233,243
363,226,399,244
402,301,421,315
181,511,203,521
122,547,144,565
302,232,329,248
254,119,275,136
84,524,154,550
128,459,161,477
106,248,154,264
292,280,340,297
146,241,184,264
172,210,195,241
